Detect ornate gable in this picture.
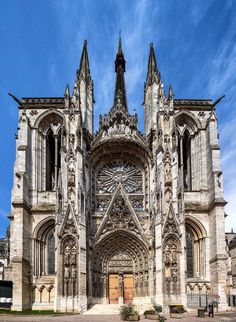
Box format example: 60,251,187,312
163,203,181,238
96,184,146,243
59,201,79,238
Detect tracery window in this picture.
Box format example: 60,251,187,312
95,161,144,214
33,219,55,277
185,222,206,279
96,161,143,194
37,112,63,191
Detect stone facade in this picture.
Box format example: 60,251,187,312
5,39,229,312
226,231,236,304
0,229,9,280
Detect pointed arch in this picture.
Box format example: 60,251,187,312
35,111,64,191
35,110,64,131
175,111,201,135
32,217,55,276
176,120,193,191
92,229,149,300
185,216,207,278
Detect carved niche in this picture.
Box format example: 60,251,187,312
66,134,76,188
163,238,179,295
62,236,78,297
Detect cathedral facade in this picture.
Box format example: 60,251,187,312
5,39,228,312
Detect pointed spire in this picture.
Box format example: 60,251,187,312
113,36,127,110
64,83,70,97
146,42,160,86
77,40,91,82
168,84,174,100
118,33,122,54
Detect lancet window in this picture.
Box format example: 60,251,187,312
37,112,63,191
185,222,206,279
46,128,61,191
178,130,192,191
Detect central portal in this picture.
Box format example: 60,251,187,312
108,273,134,304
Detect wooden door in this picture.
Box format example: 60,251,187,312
124,274,134,304
109,274,119,304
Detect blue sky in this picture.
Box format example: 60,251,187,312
0,0,236,237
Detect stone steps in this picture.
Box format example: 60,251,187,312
83,304,120,315
83,303,153,315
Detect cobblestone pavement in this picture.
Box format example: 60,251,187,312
0,312,236,322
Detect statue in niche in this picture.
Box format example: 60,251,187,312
163,238,179,295
165,188,172,204
102,128,108,138
113,121,118,134
164,155,172,182
63,237,78,296
120,119,126,132
125,125,131,136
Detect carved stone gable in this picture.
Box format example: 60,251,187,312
60,202,79,238
163,204,180,237
101,194,140,237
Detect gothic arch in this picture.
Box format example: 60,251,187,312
32,217,55,276
92,230,149,299
35,111,64,191
33,217,55,241
175,111,201,136
94,230,149,271
185,216,207,278
185,216,207,239
35,110,64,131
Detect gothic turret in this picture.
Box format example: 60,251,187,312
74,40,94,135
145,42,160,87
144,43,165,137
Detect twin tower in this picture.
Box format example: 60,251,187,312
6,38,228,312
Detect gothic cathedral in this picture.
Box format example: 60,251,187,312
5,39,228,312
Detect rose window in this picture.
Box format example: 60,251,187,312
96,161,143,194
